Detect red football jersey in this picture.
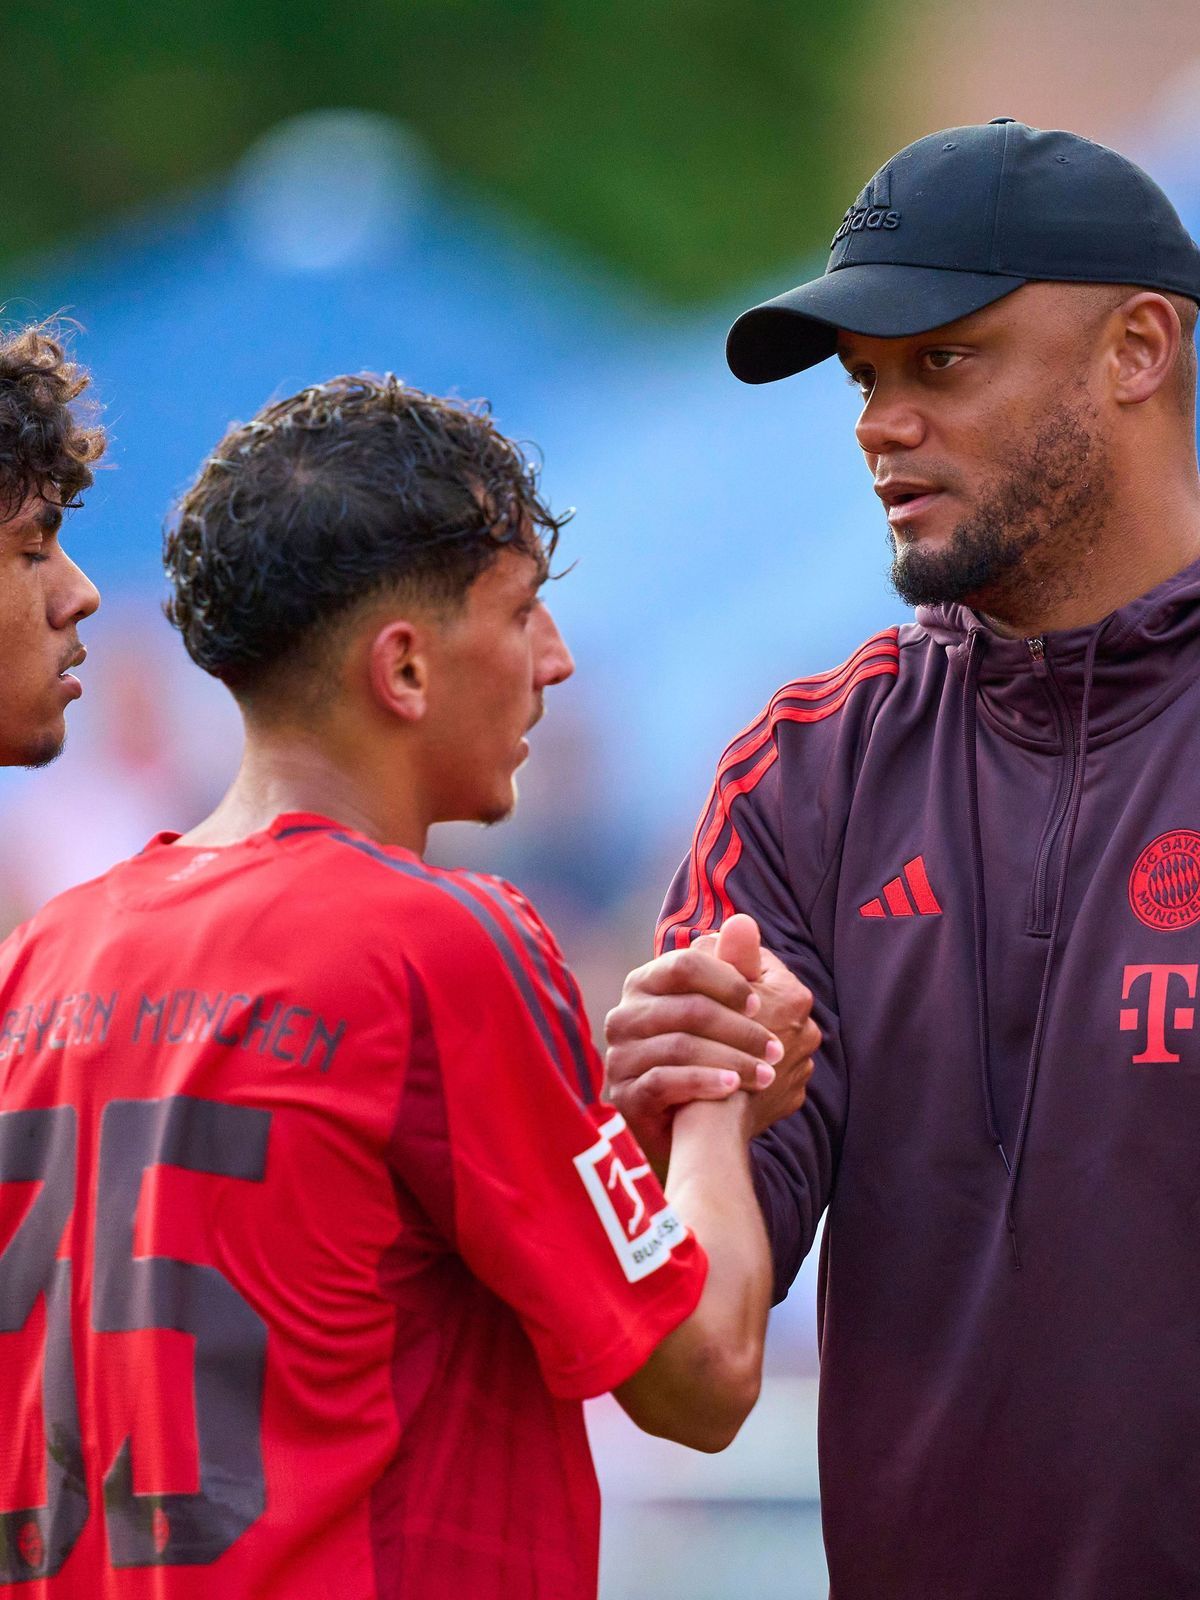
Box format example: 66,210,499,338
0,814,705,1598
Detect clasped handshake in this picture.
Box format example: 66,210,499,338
603,913,824,1172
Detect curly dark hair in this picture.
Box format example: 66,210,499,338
163,374,569,702
0,320,105,521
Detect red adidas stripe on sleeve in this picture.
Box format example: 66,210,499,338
656,630,900,954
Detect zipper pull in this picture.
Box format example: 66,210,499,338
1026,636,1047,675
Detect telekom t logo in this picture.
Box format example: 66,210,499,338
1120,964,1199,1063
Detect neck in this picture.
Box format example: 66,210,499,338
178,725,430,856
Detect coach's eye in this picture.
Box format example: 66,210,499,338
923,350,963,372
845,368,873,396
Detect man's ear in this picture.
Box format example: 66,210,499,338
367,619,429,722
1111,291,1181,407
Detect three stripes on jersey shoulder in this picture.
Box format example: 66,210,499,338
330,833,596,1105
657,630,900,953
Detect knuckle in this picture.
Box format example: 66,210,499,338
617,1074,654,1109
637,1068,674,1106
603,1044,635,1079
676,1031,713,1064
673,994,705,1031
620,962,649,997
626,955,670,997
670,947,703,986
613,999,661,1043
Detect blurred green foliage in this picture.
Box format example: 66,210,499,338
5,0,874,301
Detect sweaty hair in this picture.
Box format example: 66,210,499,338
0,319,105,521
163,375,568,706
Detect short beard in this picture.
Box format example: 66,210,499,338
21,733,66,770
888,401,1111,625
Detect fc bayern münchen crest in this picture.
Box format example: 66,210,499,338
1129,830,1200,930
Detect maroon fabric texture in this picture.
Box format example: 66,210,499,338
660,554,1200,1600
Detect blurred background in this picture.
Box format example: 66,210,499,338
5,3,1200,1593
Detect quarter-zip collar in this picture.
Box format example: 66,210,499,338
916,549,1200,747
919,557,1149,1263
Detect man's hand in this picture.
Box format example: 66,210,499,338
605,914,821,1170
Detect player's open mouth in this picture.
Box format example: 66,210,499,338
57,646,86,697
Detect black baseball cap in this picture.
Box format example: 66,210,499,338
727,117,1200,384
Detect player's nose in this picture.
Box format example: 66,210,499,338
534,605,574,688
51,549,101,627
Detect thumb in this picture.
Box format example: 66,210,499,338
714,913,764,982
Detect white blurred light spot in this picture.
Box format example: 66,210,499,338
230,109,430,273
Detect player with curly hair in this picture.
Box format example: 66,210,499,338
0,319,103,766
0,374,818,1598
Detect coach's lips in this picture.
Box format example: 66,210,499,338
874,478,945,526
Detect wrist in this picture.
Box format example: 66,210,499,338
672,1092,755,1143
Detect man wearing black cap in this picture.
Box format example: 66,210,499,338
605,119,1200,1598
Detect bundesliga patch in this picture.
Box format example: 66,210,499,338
574,1111,684,1283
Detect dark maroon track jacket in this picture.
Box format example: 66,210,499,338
658,554,1200,1600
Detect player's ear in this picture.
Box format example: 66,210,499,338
367,619,429,723
1111,291,1180,407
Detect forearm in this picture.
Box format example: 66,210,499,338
668,1096,772,1378
614,1094,771,1451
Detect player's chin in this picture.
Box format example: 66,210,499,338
18,727,67,770
474,775,520,828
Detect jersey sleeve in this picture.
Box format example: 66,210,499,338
391,873,707,1400
657,699,851,1305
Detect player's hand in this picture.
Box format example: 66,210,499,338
741,938,821,1139
604,914,820,1168
690,916,820,1139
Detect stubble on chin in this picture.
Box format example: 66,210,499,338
888,400,1111,625
21,732,67,770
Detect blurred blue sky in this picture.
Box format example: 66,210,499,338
10,111,907,842
17,109,1200,845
